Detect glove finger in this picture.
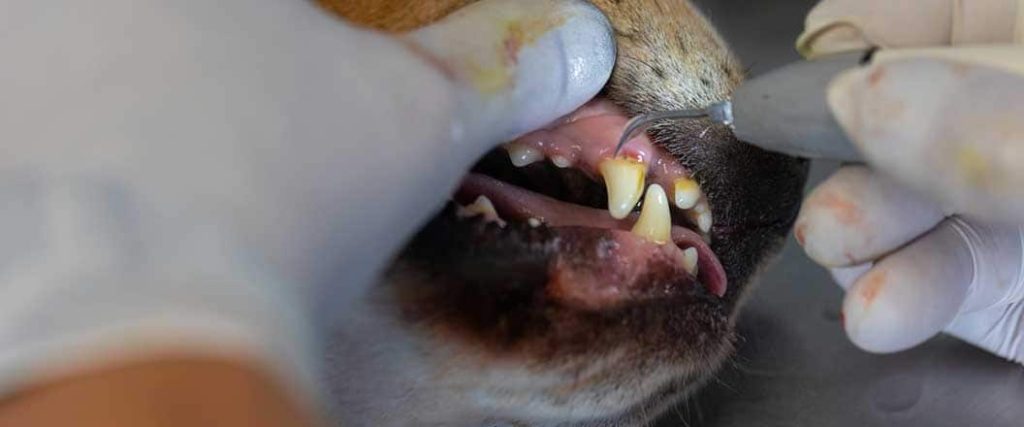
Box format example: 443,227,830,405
842,218,974,354
827,48,1024,224
947,219,1024,313
939,219,1024,363
406,0,615,153
797,0,1021,58
795,165,944,267
830,263,872,291
945,303,1024,364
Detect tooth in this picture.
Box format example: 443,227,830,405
694,200,710,214
506,143,543,167
599,157,646,219
631,184,671,244
698,212,712,233
685,200,713,234
697,211,712,233
551,155,572,168
457,195,506,226
681,247,698,276
673,177,701,210
528,217,542,228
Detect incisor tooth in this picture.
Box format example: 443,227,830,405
551,155,572,168
681,247,698,275
631,184,671,244
673,177,701,210
599,157,646,219
457,195,506,226
506,143,543,167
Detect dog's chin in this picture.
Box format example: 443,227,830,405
379,261,734,424
321,97,806,425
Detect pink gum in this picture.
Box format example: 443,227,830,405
509,102,692,193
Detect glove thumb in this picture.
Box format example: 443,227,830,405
406,0,615,156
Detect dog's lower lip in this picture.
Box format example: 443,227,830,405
455,173,727,299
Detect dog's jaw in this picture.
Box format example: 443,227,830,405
320,1,808,425
325,268,734,427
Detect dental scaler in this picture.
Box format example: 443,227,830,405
616,52,868,161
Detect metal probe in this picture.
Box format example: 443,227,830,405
614,51,869,161
613,102,733,156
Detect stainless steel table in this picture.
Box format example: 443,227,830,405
657,2,1024,425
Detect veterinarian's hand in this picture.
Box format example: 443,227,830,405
0,0,613,411
799,0,1024,223
795,0,1024,363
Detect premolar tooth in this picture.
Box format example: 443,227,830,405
673,177,701,210
681,247,698,276
631,184,671,244
693,200,709,214
697,210,712,233
685,201,713,234
506,143,543,167
457,195,506,226
599,157,646,219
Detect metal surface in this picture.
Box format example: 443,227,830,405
652,1,1024,425
618,51,866,161
614,107,715,156
730,52,864,161
615,102,734,157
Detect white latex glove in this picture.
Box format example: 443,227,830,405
794,0,1024,362
0,0,613,412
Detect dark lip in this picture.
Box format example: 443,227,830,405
404,205,727,308
455,172,727,300
394,214,734,360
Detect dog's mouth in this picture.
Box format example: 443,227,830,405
407,99,727,312
388,94,806,422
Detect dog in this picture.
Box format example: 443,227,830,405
320,1,808,425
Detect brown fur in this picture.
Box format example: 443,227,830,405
318,0,477,32
321,0,744,112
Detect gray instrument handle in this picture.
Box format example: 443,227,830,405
730,52,866,161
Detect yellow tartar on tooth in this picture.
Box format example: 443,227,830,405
600,156,647,220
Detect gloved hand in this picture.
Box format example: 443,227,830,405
794,0,1024,362
0,0,613,411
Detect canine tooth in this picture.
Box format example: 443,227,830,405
681,247,698,275
599,157,646,219
673,177,701,210
528,217,542,227
631,184,671,244
457,195,506,226
506,143,543,167
551,155,572,168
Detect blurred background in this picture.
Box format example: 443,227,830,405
655,1,1024,426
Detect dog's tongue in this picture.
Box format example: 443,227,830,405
458,174,727,308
